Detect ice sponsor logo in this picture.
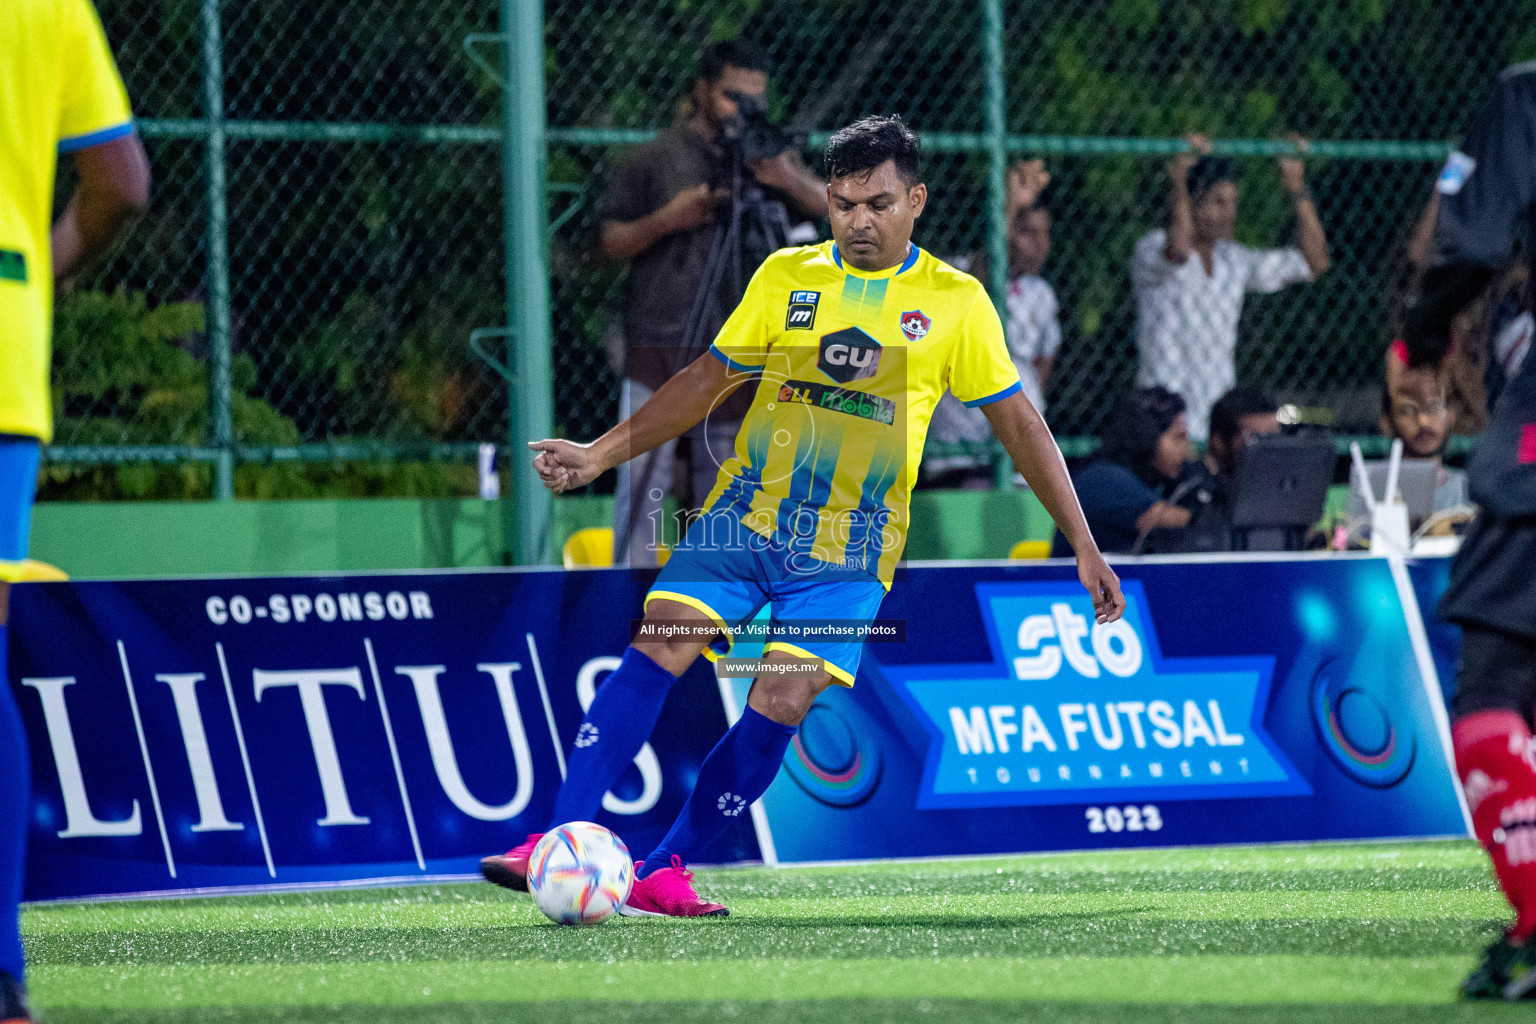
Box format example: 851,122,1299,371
818,326,881,384
899,310,930,341
777,380,895,426
1437,151,1476,195
884,580,1307,808
786,290,820,330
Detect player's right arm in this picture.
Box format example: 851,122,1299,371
1404,70,1536,367
48,0,150,281
950,288,1124,623
52,134,149,280
529,260,771,492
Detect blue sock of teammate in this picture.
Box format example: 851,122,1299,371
641,704,795,878
548,646,678,828
0,625,30,990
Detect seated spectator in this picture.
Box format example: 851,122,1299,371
924,159,1059,488
1052,387,1194,557
1133,133,1330,443
1347,341,1470,526
1156,387,1283,553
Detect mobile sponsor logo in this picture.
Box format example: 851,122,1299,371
777,379,895,425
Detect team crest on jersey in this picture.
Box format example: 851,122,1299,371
786,290,820,330
900,310,931,341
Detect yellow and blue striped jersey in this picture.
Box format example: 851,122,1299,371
0,0,134,442
705,241,1022,583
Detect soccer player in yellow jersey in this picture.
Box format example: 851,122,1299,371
481,116,1122,917
0,2,149,1017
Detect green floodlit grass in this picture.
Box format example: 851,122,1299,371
20,839,1536,1023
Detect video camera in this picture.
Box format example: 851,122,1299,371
721,91,794,165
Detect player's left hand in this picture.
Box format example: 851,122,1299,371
1077,551,1126,624
1278,132,1309,193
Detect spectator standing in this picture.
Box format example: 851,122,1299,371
1132,133,1331,442
1052,387,1194,556
597,39,825,564
925,159,1060,486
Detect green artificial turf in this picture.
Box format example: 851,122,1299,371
21,840,1528,1022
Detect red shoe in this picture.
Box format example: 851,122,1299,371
479,833,544,892
619,855,729,917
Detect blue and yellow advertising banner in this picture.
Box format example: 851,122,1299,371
732,556,1468,862
13,556,1467,899
11,570,753,901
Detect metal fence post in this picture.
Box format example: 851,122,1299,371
501,0,554,565
201,0,233,500
982,0,1008,311
981,0,1014,489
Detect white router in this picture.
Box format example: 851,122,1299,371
1351,438,1409,555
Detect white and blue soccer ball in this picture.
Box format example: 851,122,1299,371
527,821,634,926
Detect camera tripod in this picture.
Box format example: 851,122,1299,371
614,138,794,565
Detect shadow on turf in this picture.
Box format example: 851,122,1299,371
34,999,1535,1024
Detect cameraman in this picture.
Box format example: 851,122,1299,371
597,39,824,566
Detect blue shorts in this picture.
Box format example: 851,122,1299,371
0,437,38,582
645,506,888,686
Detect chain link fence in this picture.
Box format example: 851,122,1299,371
47,0,1536,499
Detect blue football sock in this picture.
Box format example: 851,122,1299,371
0,625,29,984
547,646,678,828
641,704,795,878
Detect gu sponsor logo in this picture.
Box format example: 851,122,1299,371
818,326,881,384
785,290,820,331
777,380,895,426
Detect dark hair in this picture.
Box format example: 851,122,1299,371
1209,386,1277,445
698,39,770,82
824,115,921,186
1187,157,1236,201
1099,386,1187,485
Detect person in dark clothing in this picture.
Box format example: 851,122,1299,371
598,39,825,565
1053,387,1193,556
1400,63,1536,1001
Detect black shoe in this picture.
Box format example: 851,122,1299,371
1504,940,1536,1000
0,970,29,1022
1463,935,1523,1000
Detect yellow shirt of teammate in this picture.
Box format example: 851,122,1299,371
0,0,134,442
706,240,1022,581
